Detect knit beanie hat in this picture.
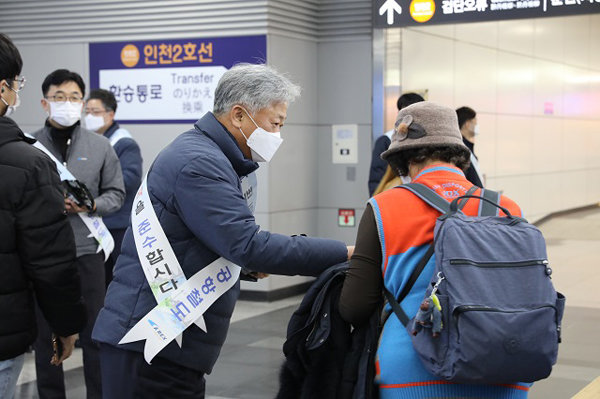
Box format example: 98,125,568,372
381,102,468,160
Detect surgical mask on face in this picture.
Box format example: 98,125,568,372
473,124,480,136
239,108,283,163
49,101,82,127
84,113,105,132
1,84,20,117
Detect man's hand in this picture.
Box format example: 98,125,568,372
51,334,77,366
249,272,269,279
65,198,94,213
347,246,355,260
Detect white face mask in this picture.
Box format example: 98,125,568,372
1,84,20,117
473,124,480,136
49,101,82,127
84,113,105,132
239,108,283,163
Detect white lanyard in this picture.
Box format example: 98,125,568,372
120,172,258,363
30,138,114,261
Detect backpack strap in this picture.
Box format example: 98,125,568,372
400,183,451,214
478,188,501,216
384,185,478,326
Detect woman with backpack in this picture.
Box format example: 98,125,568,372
338,102,531,398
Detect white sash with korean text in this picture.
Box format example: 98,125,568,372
29,138,114,261
119,172,257,363
108,128,133,147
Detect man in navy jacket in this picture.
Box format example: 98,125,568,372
93,63,352,398
84,89,143,286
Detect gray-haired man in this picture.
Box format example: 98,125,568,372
93,63,353,398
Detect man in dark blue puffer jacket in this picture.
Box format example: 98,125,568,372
93,63,352,398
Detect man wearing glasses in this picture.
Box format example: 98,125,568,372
32,69,125,399
1,35,86,399
84,89,143,289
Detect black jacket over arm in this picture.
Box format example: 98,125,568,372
0,116,86,361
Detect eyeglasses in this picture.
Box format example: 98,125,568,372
7,76,26,92
45,93,84,103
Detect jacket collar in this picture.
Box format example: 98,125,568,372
194,112,258,177
103,121,120,139
0,116,34,147
413,163,465,181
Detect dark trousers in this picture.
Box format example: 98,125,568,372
99,344,206,399
105,228,126,288
34,253,105,399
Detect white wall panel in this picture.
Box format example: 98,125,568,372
496,52,534,115
493,175,532,217
591,15,600,70
534,18,565,65
454,42,497,114
533,59,564,117
454,21,498,49
401,30,454,107
531,174,562,216
495,115,533,176
532,117,563,174
586,169,600,204
561,16,591,69
498,19,535,56
561,171,588,209
562,119,589,171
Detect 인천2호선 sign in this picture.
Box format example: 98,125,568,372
374,0,600,28
89,35,266,123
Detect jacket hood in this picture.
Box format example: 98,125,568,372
0,116,34,147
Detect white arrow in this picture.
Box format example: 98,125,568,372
379,0,402,25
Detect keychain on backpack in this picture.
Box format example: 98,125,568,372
412,273,444,337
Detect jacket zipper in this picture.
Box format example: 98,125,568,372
449,259,548,268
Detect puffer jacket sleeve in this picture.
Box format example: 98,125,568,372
173,155,348,277
94,142,125,216
16,155,86,336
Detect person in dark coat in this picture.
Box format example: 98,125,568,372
84,89,143,287
368,93,424,196
0,33,86,399
93,63,353,398
456,106,484,187
32,69,124,399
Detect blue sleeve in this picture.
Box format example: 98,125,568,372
368,135,391,196
115,138,143,195
173,156,348,277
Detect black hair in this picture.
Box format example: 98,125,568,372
42,69,85,97
387,145,471,177
397,92,425,111
0,34,23,82
456,106,476,129
88,88,117,112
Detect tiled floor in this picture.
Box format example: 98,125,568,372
14,207,600,398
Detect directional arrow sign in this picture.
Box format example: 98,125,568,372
379,0,402,25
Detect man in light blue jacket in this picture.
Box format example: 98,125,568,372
93,63,352,398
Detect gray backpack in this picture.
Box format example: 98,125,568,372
384,183,565,384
